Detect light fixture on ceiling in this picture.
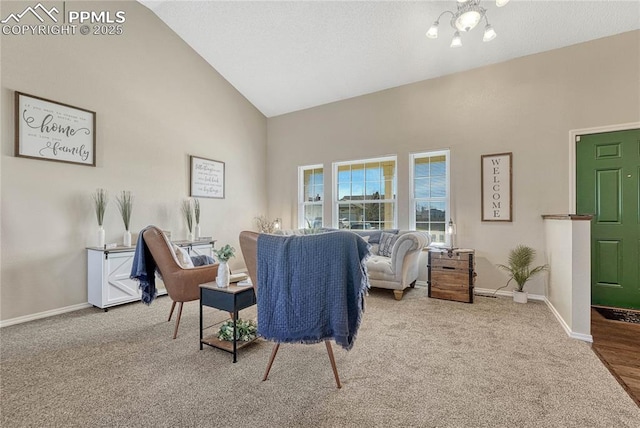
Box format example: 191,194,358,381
426,0,509,47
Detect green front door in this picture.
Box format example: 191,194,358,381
576,129,640,310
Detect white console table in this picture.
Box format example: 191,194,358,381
87,240,215,311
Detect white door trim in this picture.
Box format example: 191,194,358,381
569,121,640,213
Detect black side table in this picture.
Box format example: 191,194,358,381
199,282,257,363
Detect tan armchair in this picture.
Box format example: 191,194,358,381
143,226,219,339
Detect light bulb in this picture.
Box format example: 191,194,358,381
483,24,496,42
426,22,439,39
496,0,510,7
450,31,462,48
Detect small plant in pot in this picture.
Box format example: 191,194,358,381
213,244,236,288
497,245,548,303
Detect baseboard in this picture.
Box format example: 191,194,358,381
415,280,428,287
473,287,545,301
0,302,92,328
543,297,593,343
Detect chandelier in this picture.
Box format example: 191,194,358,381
426,0,510,48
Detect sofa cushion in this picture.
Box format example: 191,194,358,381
378,232,398,257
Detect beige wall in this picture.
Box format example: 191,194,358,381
1,1,267,321
267,31,640,292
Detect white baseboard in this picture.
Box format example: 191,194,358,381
473,287,545,301
0,302,92,328
544,297,593,343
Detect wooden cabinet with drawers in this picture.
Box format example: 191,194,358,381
428,249,475,303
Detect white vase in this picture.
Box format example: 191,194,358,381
188,231,195,242
123,230,132,247
216,261,230,288
98,226,105,248
513,290,528,304
195,224,201,240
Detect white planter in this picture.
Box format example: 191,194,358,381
513,290,528,304
123,230,132,247
216,261,230,288
188,231,195,242
195,224,201,240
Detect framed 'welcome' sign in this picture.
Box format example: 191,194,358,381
481,152,512,222
15,91,96,166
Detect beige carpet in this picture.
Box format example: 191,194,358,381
1,287,639,427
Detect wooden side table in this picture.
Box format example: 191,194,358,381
199,282,257,363
428,248,476,303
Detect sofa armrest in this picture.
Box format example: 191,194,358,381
389,232,430,283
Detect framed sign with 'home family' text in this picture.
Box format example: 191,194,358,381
481,152,512,222
15,91,96,166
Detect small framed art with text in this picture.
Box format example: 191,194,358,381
190,155,225,199
481,152,512,222
15,92,96,166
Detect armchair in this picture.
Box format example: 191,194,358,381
353,230,429,300
142,226,219,339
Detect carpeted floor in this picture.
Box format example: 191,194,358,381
1,287,639,427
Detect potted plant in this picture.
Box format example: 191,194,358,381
497,245,548,303
182,199,194,241
213,244,235,288
116,191,133,246
217,318,257,342
92,188,108,247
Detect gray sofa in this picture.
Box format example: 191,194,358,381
352,230,430,300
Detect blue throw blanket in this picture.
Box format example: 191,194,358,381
257,231,370,351
130,227,157,305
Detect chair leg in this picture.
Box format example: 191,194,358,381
168,301,176,322
262,343,280,381
325,340,342,389
172,302,184,340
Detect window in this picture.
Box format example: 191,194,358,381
298,165,324,229
334,156,397,230
410,150,450,245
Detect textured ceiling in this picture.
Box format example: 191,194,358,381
139,1,640,117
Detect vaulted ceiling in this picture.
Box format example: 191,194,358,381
140,1,640,117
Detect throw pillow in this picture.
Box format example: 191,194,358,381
173,244,194,268
378,232,397,257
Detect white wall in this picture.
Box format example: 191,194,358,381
0,1,267,321
266,31,640,292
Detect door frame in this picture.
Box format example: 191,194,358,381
569,121,640,212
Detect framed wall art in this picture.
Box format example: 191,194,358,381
190,155,225,199
481,152,512,222
15,91,96,166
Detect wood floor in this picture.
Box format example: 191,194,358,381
591,308,640,407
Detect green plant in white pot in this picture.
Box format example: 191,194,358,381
497,245,548,303
213,244,236,288
92,188,108,247
116,191,133,247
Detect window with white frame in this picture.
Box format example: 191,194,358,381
298,165,324,229
334,156,397,230
410,150,450,245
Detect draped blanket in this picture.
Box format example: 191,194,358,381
257,231,370,351
130,227,157,305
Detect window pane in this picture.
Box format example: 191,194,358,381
415,202,430,222
382,180,394,199
414,157,429,178
351,164,365,183
365,181,381,198
338,183,350,201
337,165,350,184
314,185,323,201
351,182,364,197
430,201,446,222
430,156,446,176
431,175,446,198
303,204,323,228
415,177,430,198
365,162,380,182
313,169,323,186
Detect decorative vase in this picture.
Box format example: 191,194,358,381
195,224,201,240
123,230,132,247
216,261,230,288
98,226,105,248
188,230,195,242
513,290,528,304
